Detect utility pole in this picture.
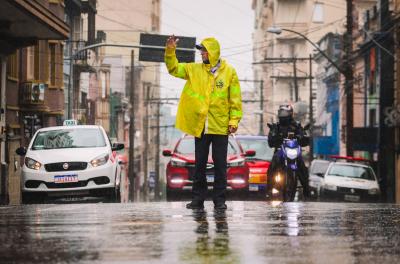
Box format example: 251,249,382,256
259,80,264,135
378,0,395,202
128,49,135,201
67,39,73,119
254,57,310,103
309,54,314,161
155,101,161,200
143,83,150,199
293,58,299,102
344,0,354,156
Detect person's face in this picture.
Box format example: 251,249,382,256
200,48,209,61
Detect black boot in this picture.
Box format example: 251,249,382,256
186,201,204,209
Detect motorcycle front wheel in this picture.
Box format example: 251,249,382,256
283,169,297,202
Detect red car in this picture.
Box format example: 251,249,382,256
162,134,254,199
235,135,274,196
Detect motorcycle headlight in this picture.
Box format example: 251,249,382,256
228,159,245,167
274,173,282,183
25,157,42,170
285,148,299,160
91,153,109,167
324,183,337,191
171,158,186,167
368,188,380,195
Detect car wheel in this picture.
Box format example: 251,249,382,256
22,192,45,204
115,188,121,203
166,189,180,201
106,188,121,203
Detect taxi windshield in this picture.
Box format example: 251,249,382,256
237,138,273,161
328,164,376,181
32,128,106,150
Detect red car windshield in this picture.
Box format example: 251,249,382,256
175,137,241,155
237,138,273,161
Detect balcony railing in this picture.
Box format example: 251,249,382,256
73,40,88,61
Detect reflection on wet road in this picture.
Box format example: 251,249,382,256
0,202,400,263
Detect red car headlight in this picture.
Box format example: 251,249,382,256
170,158,186,167
228,158,245,167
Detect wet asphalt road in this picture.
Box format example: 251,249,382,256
1,201,400,264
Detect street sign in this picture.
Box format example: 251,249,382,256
139,33,196,62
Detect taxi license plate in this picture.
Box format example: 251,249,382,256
54,174,78,183
344,194,360,202
207,175,214,183
249,184,259,191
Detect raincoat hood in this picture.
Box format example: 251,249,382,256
200,37,220,67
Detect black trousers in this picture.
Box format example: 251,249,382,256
266,150,310,196
192,132,228,205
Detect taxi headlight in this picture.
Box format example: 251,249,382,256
25,157,41,170
324,184,337,191
368,188,380,195
91,153,109,167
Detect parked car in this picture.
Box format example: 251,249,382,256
319,156,381,202
162,134,253,199
235,135,273,196
16,120,124,203
308,159,331,199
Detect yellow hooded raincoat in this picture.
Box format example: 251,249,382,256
165,37,242,138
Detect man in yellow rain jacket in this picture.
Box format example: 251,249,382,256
165,35,242,210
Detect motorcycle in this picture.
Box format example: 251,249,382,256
269,131,301,202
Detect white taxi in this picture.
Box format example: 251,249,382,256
319,156,381,202
16,121,124,203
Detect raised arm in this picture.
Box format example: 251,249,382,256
164,35,189,80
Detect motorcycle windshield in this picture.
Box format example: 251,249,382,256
284,139,299,148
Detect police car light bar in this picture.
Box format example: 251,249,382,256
329,155,371,163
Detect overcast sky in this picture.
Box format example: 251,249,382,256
160,0,256,98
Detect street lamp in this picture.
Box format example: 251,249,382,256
266,27,344,75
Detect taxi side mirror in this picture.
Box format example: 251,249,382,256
16,147,27,156
112,143,124,151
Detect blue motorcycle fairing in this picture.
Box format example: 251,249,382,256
284,139,299,148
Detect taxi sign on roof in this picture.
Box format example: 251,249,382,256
63,119,78,126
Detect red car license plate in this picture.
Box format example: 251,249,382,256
207,175,214,183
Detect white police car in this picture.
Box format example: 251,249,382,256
319,156,381,202
16,120,124,203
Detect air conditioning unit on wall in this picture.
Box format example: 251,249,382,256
21,82,47,104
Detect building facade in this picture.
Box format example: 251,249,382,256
0,0,69,204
